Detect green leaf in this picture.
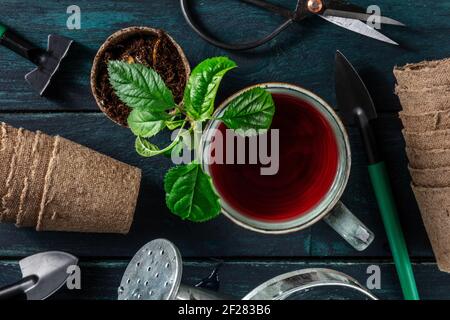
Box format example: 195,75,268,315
135,128,187,158
135,137,162,157
108,60,175,111
128,108,169,138
164,162,221,222
166,119,185,130
184,57,237,121
218,87,275,132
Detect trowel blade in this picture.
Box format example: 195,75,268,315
25,34,73,96
25,67,50,96
335,50,377,125
47,34,73,60
19,251,78,300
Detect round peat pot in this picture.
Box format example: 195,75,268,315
90,26,190,126
200,83,375,251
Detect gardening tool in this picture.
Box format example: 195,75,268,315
0,251,78,300
335,50,419,300
243,269,377,300
119,239,377,300
180,0,404,50
118,239,233,300
0,23,73,95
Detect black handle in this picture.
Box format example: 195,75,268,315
0,28,45,65
180,0,294,50
0,276,37,300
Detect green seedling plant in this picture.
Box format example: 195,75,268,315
108,57,275,222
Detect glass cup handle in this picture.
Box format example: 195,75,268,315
323,201,375,251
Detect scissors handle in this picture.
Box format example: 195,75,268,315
240,0,296,19
180,0,295,51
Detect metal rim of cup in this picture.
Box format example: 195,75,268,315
200,82,351,234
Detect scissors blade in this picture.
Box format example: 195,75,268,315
319,15,399,45
323,9,405,26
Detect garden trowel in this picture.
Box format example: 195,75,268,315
335,50,419,300
0,251,78,300
0,23,73,96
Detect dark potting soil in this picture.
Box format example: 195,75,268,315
95,33,187,126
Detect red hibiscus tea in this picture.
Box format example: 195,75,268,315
207,92,339,222
200,84,374,250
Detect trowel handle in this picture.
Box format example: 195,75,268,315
0,275,36,300
0,23,43,65
368,162,419,300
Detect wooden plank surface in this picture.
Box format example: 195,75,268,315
0,0,449,300
0,113,431,258
0,0,447,112
0,259,448,300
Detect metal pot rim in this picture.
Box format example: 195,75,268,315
242,268,377,300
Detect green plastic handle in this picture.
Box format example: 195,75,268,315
368,162,419,300
0,23,6,38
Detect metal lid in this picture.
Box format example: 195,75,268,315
118,239,182,300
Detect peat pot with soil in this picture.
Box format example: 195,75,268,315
91,27,190,126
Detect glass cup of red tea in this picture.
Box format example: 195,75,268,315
200,83,374,251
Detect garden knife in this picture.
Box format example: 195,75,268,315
0,251,78,300
0,23,73,95
335,50,419,300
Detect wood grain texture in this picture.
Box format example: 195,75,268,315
0,113,431,258
0,0,447,111
0,0,447,299
0,259,448,300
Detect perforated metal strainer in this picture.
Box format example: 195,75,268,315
118,239,231,300
118,239,182,300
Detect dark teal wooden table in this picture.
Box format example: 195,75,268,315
0,0,449,300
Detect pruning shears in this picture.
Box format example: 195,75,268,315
181,0,404,50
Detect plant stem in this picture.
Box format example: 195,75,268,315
192,121,203,164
